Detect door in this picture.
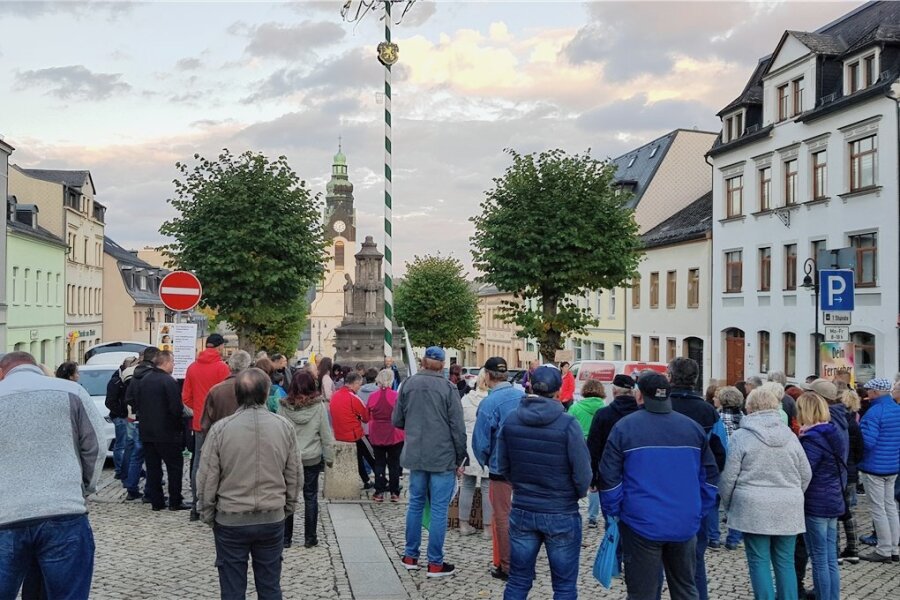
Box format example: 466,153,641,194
725,329,745,384
685,337,704,391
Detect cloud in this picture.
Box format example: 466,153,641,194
0,0,134,19
241,20,345,60
577,93,718,135
15,65,131,100
175,57,203,71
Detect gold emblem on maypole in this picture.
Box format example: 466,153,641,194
377,41,400,66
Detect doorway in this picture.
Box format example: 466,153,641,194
684,337,704,391
725,328,745,384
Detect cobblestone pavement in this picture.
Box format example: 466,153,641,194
84,464,900,599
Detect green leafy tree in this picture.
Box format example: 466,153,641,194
471,148,642,363
394,255,479,350
160,149,326,354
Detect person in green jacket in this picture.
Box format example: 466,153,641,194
568,379,606,527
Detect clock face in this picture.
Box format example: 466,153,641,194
333,220,346,234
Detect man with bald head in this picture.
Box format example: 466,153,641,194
0,351,107,599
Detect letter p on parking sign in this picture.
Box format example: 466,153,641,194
819,269,855,312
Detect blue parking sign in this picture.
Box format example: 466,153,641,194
819,269,855,311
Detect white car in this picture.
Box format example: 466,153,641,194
78,364,119,457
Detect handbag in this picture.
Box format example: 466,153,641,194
592,517,620,589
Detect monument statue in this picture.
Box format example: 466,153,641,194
343,273,354,316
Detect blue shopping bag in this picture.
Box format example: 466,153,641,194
593,517,620,589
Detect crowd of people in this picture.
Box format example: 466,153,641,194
1,338,899,600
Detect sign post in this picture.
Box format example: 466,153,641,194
819,269,855,312
818,269,855,383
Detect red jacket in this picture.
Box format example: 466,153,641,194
329,387,369,442
182,348,230,432
559,371,576,402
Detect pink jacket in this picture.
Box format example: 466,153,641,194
366,387,405,446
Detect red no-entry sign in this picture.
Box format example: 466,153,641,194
159,271,203,312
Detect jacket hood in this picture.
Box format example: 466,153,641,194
740,410,794,448
516,395,564,426
280,395,324,425
359,383,378,393
579,396,606,409
132,361,154,381
462,388,489,408
828,403,848,432
121,365,137,382
804,421,843,447
196,348,224,365
611,395,639,416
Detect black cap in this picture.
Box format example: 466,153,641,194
612,374,635,389
483,357,507,373
637,372,669,399
206,333,225,348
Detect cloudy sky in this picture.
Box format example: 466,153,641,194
2,0,860,275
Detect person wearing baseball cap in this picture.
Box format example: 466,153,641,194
470,356,524,581
393,346,466,577
857,377,900,562
496,365,592,598
599,370,718,599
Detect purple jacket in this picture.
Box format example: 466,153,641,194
800,422,848,518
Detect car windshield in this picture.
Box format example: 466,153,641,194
79,369,115,396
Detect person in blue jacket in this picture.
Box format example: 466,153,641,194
497,365,592,600
857,377,900,563
471,357,526,581
600,371,718,600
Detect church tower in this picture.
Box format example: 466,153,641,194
324,142,356,244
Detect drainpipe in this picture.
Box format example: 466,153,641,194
704,152,715,385
887,86,900,376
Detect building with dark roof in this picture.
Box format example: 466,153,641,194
102,237,170,345
709,0,899,385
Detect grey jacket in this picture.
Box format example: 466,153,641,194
392,369,466,472
719,409,812,536
0,364,107,527
279,395,336,467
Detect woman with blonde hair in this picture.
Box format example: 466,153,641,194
720,388,811,599
458,370,492,538
797,392,847,600
366,368,405,503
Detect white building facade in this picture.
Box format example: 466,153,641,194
710,3,900,384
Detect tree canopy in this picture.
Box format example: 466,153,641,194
394,254,479,350
471,148,642,363
160,149,326,353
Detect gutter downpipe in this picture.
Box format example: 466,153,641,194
704,151,715,385
887,85,900,377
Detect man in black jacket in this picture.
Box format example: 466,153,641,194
586,374,640,491
666,357,725,600
105,358,136,480
123,347,159,501
133,351,189,511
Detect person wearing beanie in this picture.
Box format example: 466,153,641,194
600,371,719,600
496,365,592,599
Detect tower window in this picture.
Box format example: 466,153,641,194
335,241,345,270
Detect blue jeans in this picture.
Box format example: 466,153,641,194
404,470,456,566
113,417,128,479
744,533,796,600
705,497,721,543
124,422,145,496
504,508,581,600
587,490,600,522
695,518,709,600
726,527,743,546
804,516,839,600
0,514,95,600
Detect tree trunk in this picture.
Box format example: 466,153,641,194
236,325,257,356
539,294,561,364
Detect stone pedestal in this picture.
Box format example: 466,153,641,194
334,323,407,372
324,441,362,500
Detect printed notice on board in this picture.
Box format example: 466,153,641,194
158,323,198,379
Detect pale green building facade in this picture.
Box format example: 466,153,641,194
6,200,67,368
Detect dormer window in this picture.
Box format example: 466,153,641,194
777,84,789,121
649,146,658,158
627,156,636,168
723,112,744,142
847,53,878,94
792,77,804,115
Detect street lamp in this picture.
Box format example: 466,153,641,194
801,258,819,377
145,307,156,345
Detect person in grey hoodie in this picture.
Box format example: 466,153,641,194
279,370,335,548
719,387,812,600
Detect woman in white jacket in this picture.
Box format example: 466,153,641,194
459,371,492,539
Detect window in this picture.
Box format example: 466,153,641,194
609,288,616,317
784,159,798,205
627,156,636,168
35,270,41,305
812,151,827,200
783,332,796,377
848,61,860,94
632,336,642,361
850,232,877,286
334,241,345,269
852,332,876,381
784,244,797,290
759,331,770,373
83,239,88,265
46,273,51,305
725,251,742,293
138,275,147,291
726,175,743,217
631,277,640,309
613,344,623,361
849,135,877,191
649,337,660,362
758,247,771,291
792,78,804,115
666,338,677,363
811,239,827,267
11,267,18,304
592,342,605,360
735,112,743,139
649,146,658,158
863,55,876,88
777,84,789,121
23,269,29,303
759,167,772,211
666,271,676,309
724,117,732,142
687,268,700,308
649,272,659,308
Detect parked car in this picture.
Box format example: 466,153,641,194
84,341,152,365
569,360,668,399
78,364,118,457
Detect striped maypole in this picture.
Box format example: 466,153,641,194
382,0,394,359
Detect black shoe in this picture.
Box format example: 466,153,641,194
189,510,200,522
283,541,292,549
490,565,509,581
168,503,192,511
427,562,456,578
362,482,374,490
114,473,123,480
892,554,899,563
839,548,859,564
860,551,893,563
142,497,153,504
151,505,165,512
125,492,141,501
304,538,318,548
